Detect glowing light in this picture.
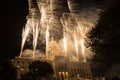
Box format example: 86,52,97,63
74,30,79,61
19,0,97,61
64,22,68,55
77,21,89,62
63,34,67,54
62,72,65,78
67,0,72,13
66,72,69,78
32,19,39,58
19,19,31,58
80,39,86,62
46,22,49,57
40,7,46,22
60,17,68,55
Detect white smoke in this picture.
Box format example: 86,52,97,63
20,0,102,60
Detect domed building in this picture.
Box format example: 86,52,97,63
12,37,92,79
12,0,93,79
46,37,61,60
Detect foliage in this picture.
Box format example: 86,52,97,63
89,0,120,77
20,61,54,80
0,60,17,80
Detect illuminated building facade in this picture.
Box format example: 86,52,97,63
13,38,92,79
12,0,98,79
54,56,92,79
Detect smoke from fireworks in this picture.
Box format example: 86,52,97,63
45,22,49,57
19,19,31,57
32,20,39,58
20,0,101,61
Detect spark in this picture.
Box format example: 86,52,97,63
67,0,72,13
40,6,46,23
19,0,99,60
46,22,49,57
60,17,67,54
80,39,86,62
32,19,39,59
77,21,89,62
61,16,68,55
63,33,67,54
19,19,31,58
74,30,79,61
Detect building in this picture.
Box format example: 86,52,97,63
54,56,92,79
12,38,92,80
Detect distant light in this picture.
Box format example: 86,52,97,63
21,68,24,71
11,60,14,62
17,66,19,68
35,68,38,71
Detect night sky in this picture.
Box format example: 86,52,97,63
0,0,28,63
0,0,108,64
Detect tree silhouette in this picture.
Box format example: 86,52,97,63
20,61,54,80
89,0,120,77
0,60,17,80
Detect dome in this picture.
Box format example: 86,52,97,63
48,37,60,49
46,37,61,60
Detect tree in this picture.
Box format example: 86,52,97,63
0,60,17,80
20,61,54,80
88,0,120,77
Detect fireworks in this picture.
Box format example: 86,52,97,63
32,20,39,58
19,19,31,58
45,22,49,57
74,30,78,61
20,0,100,61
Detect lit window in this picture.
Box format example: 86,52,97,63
16,66,19,68
35,68,38,71
21,68,24,71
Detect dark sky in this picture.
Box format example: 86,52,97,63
0,0,28,63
